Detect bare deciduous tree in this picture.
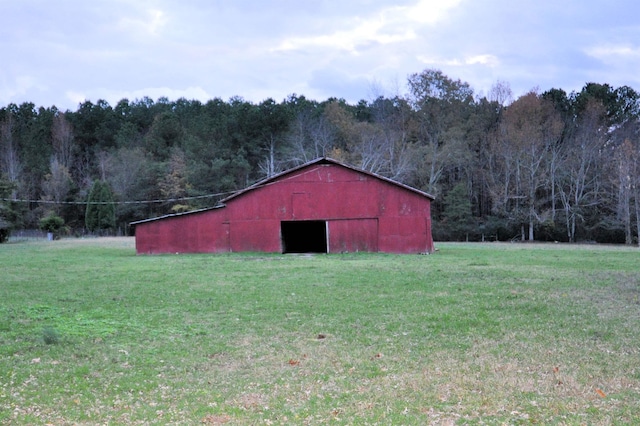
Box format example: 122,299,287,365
370,97,416,181
0,116,21,199
41,158,73,215
488,80,514,107
51,112,75,170
287,111,336,165
558,100,608,242
615,138,640,245
407,69,475,196
491,91,564,240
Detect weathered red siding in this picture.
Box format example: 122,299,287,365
133,158,434,254
328,219,378,252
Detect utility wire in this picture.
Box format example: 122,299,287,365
1,163,354,206
1,190,238,206
1,164,324,207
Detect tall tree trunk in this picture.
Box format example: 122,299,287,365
635,186,640,247
549,148,558,220
624,203,632,245
268,137,275,177
563,198,572,242
622,184,632,245
0,116,21,199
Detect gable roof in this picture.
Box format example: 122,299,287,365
130,205,224,226
221,157,435,203
131,157,434,226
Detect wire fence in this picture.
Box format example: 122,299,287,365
8,229,50,242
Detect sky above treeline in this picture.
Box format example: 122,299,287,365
1,0,639,111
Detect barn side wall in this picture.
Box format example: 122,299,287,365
135,209,230,254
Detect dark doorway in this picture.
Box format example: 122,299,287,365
281,221,327,253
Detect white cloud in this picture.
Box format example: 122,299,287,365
116,8,167,38
398,0,463,25
272,0,461,54
274,26,416,54
465,55,500,67
585,44,640,59
417,54,499,67
0,75,46,105
580,43,640,89
65,91,87,107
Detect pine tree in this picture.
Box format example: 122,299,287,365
85,180,116,234
442,182,473,241
0,177,16,242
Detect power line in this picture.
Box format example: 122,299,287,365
1,165,326,207
1,190,237,206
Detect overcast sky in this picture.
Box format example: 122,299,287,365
1,0,639,111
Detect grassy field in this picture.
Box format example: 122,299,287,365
0,238,639,425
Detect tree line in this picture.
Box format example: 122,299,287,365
1,68,639,245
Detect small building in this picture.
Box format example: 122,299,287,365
132,157,435,254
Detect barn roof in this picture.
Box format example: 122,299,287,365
130,205,224,225
221,157,435,203
131,157,434,226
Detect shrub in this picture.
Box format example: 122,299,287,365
0,219,9,243
39,213,65,234
42,327,60,345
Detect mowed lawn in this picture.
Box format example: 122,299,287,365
1,239,639,425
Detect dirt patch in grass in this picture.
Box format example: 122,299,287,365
42,236,135,248
201,414,232,424
563,271,640,324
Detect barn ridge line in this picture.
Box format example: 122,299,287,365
131,157,435,226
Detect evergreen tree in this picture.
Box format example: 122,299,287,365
442,182,473,241
85,180,116,234
0,177,16,242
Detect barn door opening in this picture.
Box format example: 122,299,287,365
281,221,328,253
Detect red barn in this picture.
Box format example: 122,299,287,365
132,158,435,254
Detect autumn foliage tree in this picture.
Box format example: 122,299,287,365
159,148,192,213
615,139,640,245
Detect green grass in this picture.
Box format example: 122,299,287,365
1,238,639,425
